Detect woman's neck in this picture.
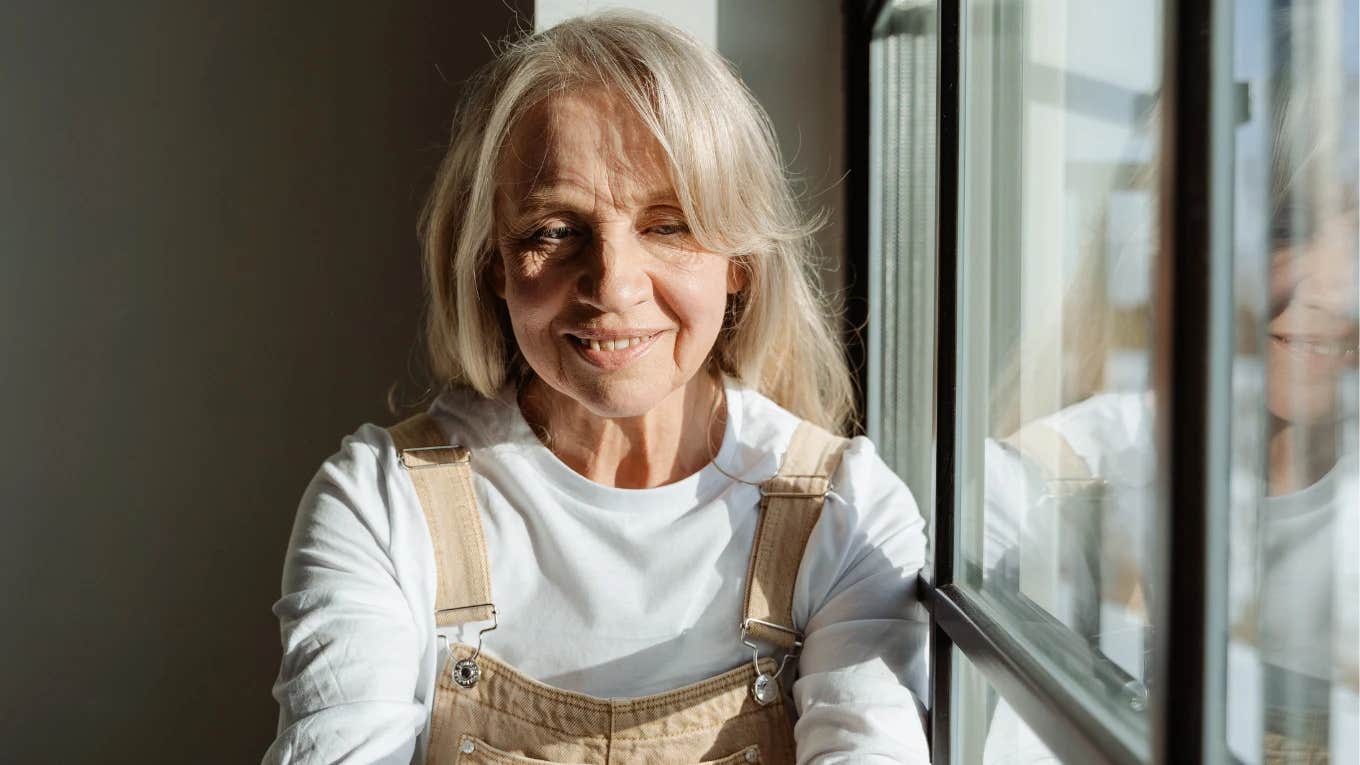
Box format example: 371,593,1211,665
1266,415,1338,496
519,372,727,489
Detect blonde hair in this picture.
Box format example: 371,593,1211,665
418,10,855,432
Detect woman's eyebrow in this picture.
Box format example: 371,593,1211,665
506,184,591,216
508,182,681,216
638,193,683,210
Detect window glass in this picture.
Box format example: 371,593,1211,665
954,0,1161,752
952,646,1063,764
1224,1,1359,762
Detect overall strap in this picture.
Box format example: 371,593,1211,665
388,413,495,627
742,420,851,650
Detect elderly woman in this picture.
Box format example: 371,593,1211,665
266,13,929,765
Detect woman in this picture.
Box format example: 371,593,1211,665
265,12,930,765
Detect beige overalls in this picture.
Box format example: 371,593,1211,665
388,413,849,765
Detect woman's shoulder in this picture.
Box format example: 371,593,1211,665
425,384,533,451
278,422,414,599
301,386,524,515
1037,391,1155,485
285,398,510,589
308,422,400,497
732,382,919,523
726,382,802,460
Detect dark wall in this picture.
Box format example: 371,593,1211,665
0,3,526,760
717,0,846,295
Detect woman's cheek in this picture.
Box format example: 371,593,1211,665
673,282,729,355
506,268,566,316
502,280,560,355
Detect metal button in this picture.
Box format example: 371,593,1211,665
744,748,758,763
452,658,481,688
752,673,778,705
460,737,475,754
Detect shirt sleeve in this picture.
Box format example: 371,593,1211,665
791,436,932,764
263,429,426,765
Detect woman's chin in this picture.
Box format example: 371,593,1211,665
530,372,676,421
1265,346,1352,425
1266,386,1344,426
576,382,680,420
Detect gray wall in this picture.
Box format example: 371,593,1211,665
718,0,847,297
0,2,525,761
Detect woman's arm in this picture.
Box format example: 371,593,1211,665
264,429,427,765
791,437,932,764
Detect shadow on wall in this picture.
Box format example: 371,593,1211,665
0,2,528,761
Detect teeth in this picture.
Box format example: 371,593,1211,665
1278,337,1357,357
574,333,655,351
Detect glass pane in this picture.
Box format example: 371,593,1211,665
1224,1,1359,762
868,0,938,532
952,646,1064,764
954,0,1161,752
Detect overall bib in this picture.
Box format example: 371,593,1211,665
388,413,849,765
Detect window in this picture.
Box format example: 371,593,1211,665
859,0,1358,762
955,0,1160,750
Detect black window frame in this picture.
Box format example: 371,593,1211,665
844,1,1234,762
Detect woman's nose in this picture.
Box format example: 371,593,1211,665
576,234,651,312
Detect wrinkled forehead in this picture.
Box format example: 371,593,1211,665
495,89,676,217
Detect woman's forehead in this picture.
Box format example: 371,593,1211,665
496,90,676,214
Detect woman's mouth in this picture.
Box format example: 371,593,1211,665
565,330,665,370
1270,334,1357,358
1270,333,1359,375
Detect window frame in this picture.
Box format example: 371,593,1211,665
847,1,1236,762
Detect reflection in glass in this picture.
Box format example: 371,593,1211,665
955,0,1161,754
1226,1,1358,763
957,0,1358,759
953,647,1063,764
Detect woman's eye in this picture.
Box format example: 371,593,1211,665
534,225,577,242
649,222,689,236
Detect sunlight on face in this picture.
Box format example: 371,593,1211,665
491,89,740,418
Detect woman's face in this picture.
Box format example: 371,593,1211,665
491,89,740,419
1265,214,1359,424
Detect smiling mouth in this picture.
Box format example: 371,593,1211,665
1271,334,1359,358
565,330,666,370
568,331,663,352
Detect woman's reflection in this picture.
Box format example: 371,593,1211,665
978,104,1357,765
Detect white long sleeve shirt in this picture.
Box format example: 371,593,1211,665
265,380,932,764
